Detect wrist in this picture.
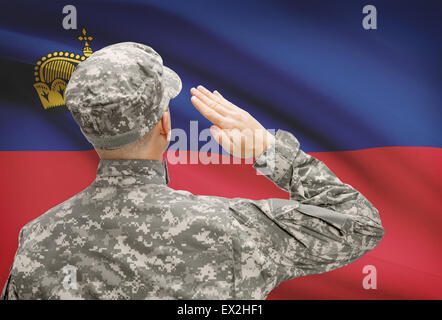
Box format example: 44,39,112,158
254,131,275,158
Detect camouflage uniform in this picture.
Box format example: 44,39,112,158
64,42,182,150
1,43,384,300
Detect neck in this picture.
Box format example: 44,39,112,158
95,132,168,161
96,148,164,161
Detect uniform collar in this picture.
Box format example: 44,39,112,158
95,159,170,185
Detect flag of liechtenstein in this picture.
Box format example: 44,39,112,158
0,0,441,299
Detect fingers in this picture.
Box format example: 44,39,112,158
210,125,233,155
190,85,247,130
213,90,224,99
196,85,223,104
190,87,231,116
195,85,239,112
190,95,227,127
190,85,269,158
212,89,242,112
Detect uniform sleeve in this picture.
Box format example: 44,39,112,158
1,229,24,300
227,129,385,294
1,274,18,300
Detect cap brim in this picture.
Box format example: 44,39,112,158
163,66,182,99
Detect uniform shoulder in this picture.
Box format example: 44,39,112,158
154,187,236,216
167,187,232,205
19,186,92,243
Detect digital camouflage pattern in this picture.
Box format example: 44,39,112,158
65,42,182,150
1,129,384,299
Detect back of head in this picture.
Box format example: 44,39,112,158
94,126,156,160
65,42,181,151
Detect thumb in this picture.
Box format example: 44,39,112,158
210,125,222,143
210,125,233,155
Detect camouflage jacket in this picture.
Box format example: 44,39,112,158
1,130,384,299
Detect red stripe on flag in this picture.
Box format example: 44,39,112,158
0,147,441,299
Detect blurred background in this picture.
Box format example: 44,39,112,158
0,0,441,299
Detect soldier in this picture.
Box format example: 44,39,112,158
1,42,384,300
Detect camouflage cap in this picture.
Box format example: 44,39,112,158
65,42,182,149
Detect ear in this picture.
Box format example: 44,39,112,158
159,108,171,137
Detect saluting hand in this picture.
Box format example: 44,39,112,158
190,85,274,159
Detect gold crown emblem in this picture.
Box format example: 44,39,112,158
33,28,94,110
